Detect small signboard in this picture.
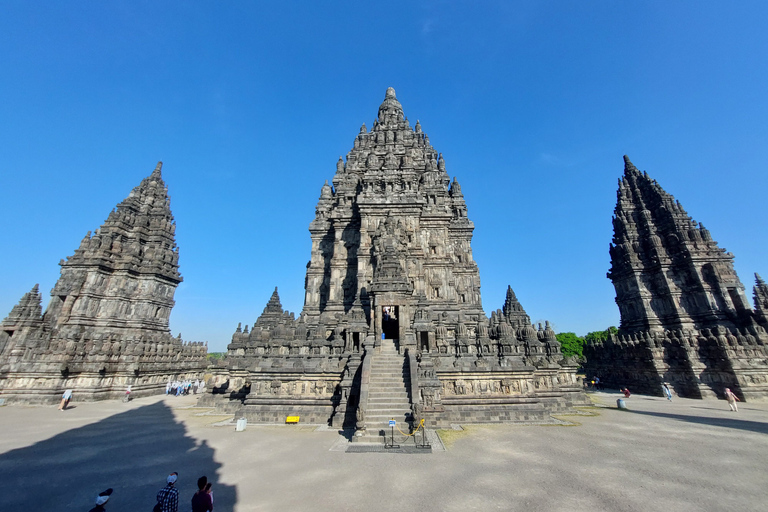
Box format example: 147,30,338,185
286,416,300,424
388,419,396,427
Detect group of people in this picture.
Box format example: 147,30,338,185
601,380,743,411
166,379,203,396
87,473,214,512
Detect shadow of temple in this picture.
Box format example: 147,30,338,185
0,401,237,511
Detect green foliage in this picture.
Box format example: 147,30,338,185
556,332,585,359
584,326,618,344
206,352,225,363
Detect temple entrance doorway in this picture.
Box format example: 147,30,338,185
382,305,399,340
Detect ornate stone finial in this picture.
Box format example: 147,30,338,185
385,87,396,99
320,180,333,199
360,123,367,134
337,157,344,173
415,120,422,133
152,162,163,178
623,155,638,175
450,177,462,196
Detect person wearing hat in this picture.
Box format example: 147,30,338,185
155,472,179,512
87,488,113,512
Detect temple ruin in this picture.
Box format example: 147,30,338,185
202,88,587,433
0,163,208,403
584,156,768,400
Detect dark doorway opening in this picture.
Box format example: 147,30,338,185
420,332,429,351
382,305,399,340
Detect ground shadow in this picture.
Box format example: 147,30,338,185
0,401,237,511
627,408,768,435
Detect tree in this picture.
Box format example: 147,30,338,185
206,352,225,364
584,326,618,344
556,332,585,359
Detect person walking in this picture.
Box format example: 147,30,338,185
58,389,73,410
155,472,179,512
725,388,740,412
191,476,214,512
662,382,673,401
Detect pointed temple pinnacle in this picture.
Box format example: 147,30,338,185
623,155,638,174
385,87,396,99
152,161,163,178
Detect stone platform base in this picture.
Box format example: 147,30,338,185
234,399,337,425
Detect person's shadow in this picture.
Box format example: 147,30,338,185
0,400,237,511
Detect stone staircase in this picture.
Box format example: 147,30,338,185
356,339,412,443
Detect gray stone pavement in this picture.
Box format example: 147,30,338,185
1,391,767,511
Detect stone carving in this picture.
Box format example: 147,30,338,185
202,88,587,427
0,163,207,403
585,156,768,400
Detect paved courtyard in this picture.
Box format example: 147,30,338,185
1,391,766,511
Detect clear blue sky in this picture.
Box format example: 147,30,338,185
2,2,767,352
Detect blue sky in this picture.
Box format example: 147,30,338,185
2,2,767,352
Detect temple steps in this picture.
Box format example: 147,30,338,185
355,338,413,443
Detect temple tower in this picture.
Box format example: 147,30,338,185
608,155,751,333
44,162,182,334
0,163,206,403
585,156,768,400
302,87,484,349
207,89,586,429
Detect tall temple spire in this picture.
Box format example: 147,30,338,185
608,156,750,333
45,162,182,332
0,162,207,404
217,87,581,429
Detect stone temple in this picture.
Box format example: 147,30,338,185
202,88,587,433
0,163,207,403
584,156,768,400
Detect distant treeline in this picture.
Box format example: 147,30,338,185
556,327,618,360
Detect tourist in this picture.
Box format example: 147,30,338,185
622,387,631,398
595,376,601,390
662,382,672,401
205,482,213,507
87,488,113,512
191,476,214,512
725,387,740,412
166,381,172,395
155,472,179,512
58,388,73,410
